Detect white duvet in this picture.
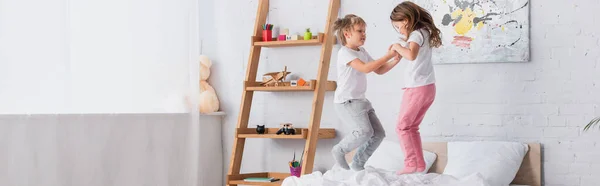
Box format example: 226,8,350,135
281,166,492,186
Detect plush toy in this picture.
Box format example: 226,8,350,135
276,123,296,135
256,125,266,134
198,55,220,113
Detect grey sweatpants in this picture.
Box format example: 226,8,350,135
332,99,386,168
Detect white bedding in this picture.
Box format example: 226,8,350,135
281,165,493,186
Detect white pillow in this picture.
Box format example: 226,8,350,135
363,139,437,173
443,141,529,186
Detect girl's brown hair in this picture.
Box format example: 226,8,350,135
333,14,366,46
390,1,442,48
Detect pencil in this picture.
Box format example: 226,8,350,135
299,150,304,165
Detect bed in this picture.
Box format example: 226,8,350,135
419,142,541,186
282,141,541,186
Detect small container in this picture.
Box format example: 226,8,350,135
304,28,312,40
282,28,290,40
290,165,302,177
278,35,286,41
272,27,279,41
262,30,272,41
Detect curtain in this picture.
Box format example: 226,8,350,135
0,0,198,114
0,0,202,185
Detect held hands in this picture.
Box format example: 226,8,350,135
392,53,401,62
388,44,401,62
372,44,403,75
389,43,403,55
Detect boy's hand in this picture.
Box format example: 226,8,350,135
386,48,397,57
393,53,400,62
389,44,402,62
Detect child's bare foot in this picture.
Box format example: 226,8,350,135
396,166,417,175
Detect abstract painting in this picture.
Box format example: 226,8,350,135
415,0,530,64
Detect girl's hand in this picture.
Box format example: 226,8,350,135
388,44,401,60
391,43,403,54
387,48,397,57
388,44,397,53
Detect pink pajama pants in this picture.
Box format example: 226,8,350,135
396,83,436,169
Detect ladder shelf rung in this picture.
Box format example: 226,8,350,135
237,128,336,139
252,33,336,48
245,80,336,92
227,172,289,186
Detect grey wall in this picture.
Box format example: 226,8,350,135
0,113,222,186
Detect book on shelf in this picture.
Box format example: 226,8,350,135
243,177,279,182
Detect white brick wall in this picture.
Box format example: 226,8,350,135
205,0,600,185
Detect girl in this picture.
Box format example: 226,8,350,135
389,2,442,175
330,14,400,171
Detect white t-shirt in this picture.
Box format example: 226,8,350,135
401,28,436,88
334,46,374,103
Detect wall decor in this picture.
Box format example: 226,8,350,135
416,0,530,64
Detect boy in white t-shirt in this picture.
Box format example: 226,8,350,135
330,14,401,171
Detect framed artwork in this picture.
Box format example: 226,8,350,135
416,0,530,64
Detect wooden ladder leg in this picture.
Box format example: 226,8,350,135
226,0,269,185
300,0,340,175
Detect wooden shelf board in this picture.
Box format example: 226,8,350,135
245,80,336,92
237,128,336,139
253,33,329,48
238,134,307,139
255,39,322,47
199,111,226,116
246,86,314,92
228,172,290,186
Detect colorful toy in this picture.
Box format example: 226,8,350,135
304,28,312,40
297,78,307,86
261,66,291,87
285,29,292,40
256,125,266,134
280,28,289,41
290,35,302,40
276,123,296,135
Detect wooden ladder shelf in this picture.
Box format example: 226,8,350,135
226,0,341,185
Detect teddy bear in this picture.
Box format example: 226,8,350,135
198,55,220,113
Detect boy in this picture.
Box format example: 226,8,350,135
331,14,400,171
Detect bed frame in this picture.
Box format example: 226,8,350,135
346,142,541,186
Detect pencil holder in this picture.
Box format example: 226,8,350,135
290,165,302,177
262,30,272,41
